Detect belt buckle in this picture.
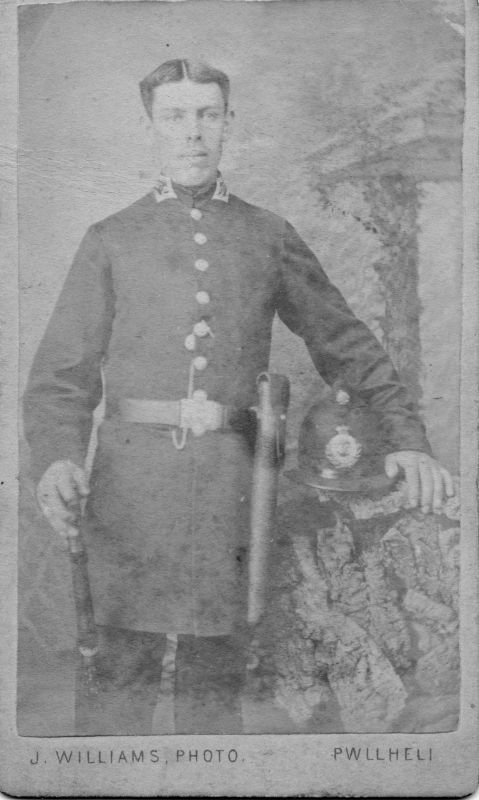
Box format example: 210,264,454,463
180,394,224,436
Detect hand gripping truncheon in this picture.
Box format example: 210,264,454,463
248,373,290,626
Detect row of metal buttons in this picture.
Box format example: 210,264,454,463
187,207,212,374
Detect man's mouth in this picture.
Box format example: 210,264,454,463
181,152,209,161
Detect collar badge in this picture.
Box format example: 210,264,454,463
212,177,229,202
153,176,178,203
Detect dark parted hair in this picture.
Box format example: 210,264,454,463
139,59,230,119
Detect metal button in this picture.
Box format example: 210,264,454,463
193,320,212,337
194,258,209,272
193,356,208,371
336,390,350,405
190,208,202,221
194,232,207,245
195,291,210,305
184,334,196,351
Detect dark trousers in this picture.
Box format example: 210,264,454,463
75,627,245,735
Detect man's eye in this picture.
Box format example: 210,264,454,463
203,111,220,121
163,111,183,122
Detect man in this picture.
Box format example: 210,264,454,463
24,59,453,735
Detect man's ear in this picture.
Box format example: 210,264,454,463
222,110,235,142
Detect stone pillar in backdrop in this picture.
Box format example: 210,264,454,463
315,172,423,404
310,125,462,470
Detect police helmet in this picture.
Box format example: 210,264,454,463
288,386,397,494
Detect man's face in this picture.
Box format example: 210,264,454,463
150,79,232,187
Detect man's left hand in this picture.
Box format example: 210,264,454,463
384,451,455,514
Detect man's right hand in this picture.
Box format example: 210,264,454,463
36,460,90,537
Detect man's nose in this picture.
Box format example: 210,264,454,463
185,115,202,141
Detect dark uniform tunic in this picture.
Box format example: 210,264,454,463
24,176,431,638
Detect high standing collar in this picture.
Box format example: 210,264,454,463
152,174,229,204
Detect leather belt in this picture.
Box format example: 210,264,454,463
120,396,229,434
119,394,257,450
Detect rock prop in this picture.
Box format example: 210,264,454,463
247,480,460,733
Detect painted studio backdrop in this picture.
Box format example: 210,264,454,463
18,0,464,734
